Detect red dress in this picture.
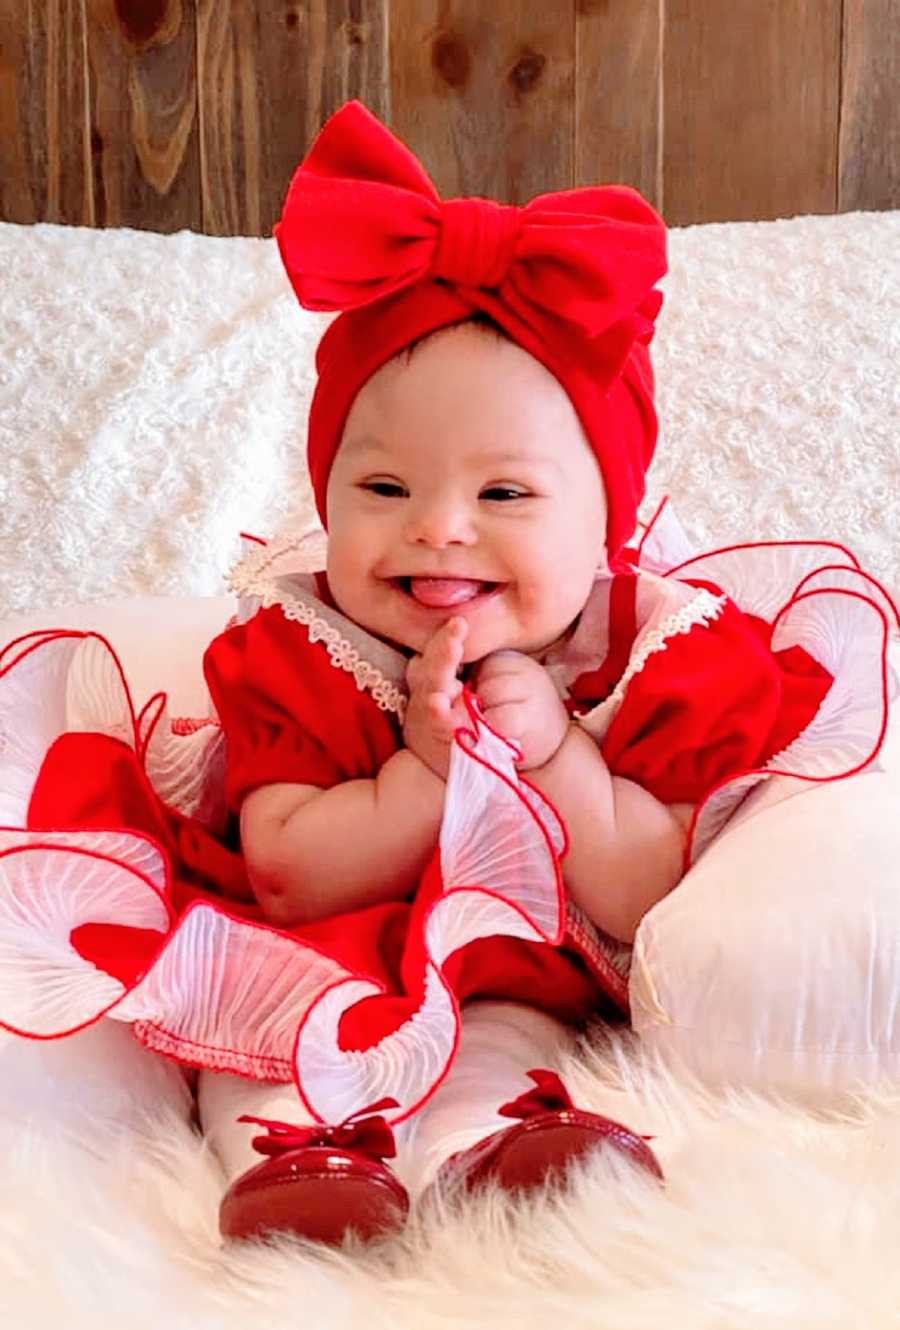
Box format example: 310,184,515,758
0,501,894,1125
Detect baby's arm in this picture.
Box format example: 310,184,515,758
473,651,686,945
241,750,444,929
526,726,688,944
240,619,466,929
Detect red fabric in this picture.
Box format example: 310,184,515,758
274,100,667,561
203,604,403,810
71,922,165,986
25,610,606,1045
597,590,834,804
498,1069,576,1119
21,592,836,1056
566,574,638,712
27,731,256,917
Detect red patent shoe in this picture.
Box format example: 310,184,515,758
432,1070,663,1195
219,1097,410,1245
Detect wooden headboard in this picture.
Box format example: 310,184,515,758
2,0,897,235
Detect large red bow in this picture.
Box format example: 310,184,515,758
275,101,666,343
239,1096,400,1161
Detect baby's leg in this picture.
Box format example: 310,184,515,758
198,1069,417,1243
197,1071,423,1185
395,999,576,1197
196,1070,315,1186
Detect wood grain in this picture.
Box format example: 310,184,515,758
389,0,576,203
84,0,201,231
1,0,897,233
839,0,900,211
575,0,662,208
197,1,389,237
663,0,842,225
0,0,91,225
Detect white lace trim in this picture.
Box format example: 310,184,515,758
227,530,328,588
226,533,408,718
606,588,728,711
226,575,407,720
575,588,728,732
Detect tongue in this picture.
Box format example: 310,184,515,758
409,578,486,607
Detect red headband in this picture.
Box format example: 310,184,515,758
275,101,667,561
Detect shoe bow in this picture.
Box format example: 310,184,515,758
238,1096,400,1161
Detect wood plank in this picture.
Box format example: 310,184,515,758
389,1,576,204
197,1,389,238
83,0,201,232
0,0,92,225
840,0,900,211
574,0,662,208
320,0,390,127
663,0,842,225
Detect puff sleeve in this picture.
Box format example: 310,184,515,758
597,594,834,805
203,605,404,812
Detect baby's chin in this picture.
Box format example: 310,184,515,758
344,613,515,662
328,586,563,662
391,621,558,664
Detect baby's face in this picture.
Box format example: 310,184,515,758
324,323,607,662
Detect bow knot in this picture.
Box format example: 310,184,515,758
497,1069,576,1121
275,101,666,348
435,197,521,289
238,1096,399,1162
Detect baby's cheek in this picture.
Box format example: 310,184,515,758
515,574,571,633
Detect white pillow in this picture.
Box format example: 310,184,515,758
631,759,900,1101
0,595,232,715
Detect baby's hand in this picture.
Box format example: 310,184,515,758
471,651,569,771
403,617,470,781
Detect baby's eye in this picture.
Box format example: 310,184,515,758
480,486,529,502
360,481,407,498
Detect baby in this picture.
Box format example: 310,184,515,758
1,99,851,1250
198,100,826,1241
241,316,686,946
191,101,694,1239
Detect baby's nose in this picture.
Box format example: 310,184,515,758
403,496,476,547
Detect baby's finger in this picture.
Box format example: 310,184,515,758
426,690,457,738
405,653,422,689
443,614,469,652
431,615,468,666
420,617,468,694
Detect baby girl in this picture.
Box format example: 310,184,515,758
241,315,686,944
1,100,857,1248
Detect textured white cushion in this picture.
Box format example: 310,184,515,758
1,211,898,619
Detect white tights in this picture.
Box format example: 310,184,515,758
197,1000,576,1198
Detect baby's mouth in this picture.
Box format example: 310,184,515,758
392,577,502,608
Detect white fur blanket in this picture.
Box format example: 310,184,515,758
3,1023,900,1329
1,209,899,1328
